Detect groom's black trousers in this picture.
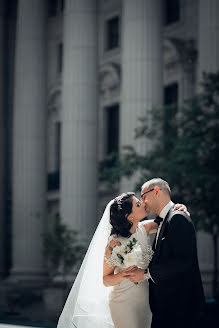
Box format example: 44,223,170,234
151,314,199,328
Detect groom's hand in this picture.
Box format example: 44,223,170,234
123,268,145,283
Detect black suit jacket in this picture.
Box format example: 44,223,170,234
149,208,205,320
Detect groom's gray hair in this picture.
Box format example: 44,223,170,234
141,178,171,196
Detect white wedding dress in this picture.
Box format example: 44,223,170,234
107,221,152,328
57,201,152,328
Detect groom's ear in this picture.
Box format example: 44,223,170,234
154,186,160,195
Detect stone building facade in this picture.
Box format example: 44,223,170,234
0,0,219,298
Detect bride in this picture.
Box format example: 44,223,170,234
57,192,187,328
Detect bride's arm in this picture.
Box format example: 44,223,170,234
143,220,158,235
103,240,128,287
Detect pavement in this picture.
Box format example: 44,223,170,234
0,326,44,328
0,324,55,328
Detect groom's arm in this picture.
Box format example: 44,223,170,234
149,212,197,284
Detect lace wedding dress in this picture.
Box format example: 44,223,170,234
106,221,152,328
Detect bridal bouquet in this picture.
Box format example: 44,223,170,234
105,237,153,269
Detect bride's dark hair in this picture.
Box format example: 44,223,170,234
110,192,135,238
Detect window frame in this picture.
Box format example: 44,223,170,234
164,0,181,26
104,14,121,54
105,103,120,156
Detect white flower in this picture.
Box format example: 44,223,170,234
105,238,154,269
123,245,142,268
114,245,126,256
109,245,126,266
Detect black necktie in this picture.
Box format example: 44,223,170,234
154,216,163,227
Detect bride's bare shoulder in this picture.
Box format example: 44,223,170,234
105,237,121,256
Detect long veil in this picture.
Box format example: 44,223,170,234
57,200,114,328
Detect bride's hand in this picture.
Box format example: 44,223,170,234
117,269,135,281
173,203,190,216
123,265,137,272
123,268,145,283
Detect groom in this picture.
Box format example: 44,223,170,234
125,178,205,328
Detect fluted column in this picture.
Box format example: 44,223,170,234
198,0,219,80
10,0,47,281
61,0,98,240
0,0,5,278
120,0,163,192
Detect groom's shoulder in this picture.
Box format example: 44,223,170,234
167,210,196,237
168,209,192,225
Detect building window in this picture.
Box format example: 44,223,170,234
48,0,64,17
164,0,180,25
60,0,65,11
105,16,120,51
48,0,58,16
57,43,63,74
55,122,61,171
47,122,61,191
106,104,119,155
164,83,178,106
163,83,178,149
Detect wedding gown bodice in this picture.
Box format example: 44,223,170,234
106,221,152,328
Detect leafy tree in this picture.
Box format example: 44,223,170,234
99,71,219,296
42,214,86,280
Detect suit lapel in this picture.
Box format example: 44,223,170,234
152,235,156,251
155,207,173,254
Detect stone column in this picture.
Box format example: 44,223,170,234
198,0,219,80
0,0,5,278
10,0,47,281
60,0,98,240
120,0,163,192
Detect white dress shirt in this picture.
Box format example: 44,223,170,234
146,201,174,282
155,200,174,248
